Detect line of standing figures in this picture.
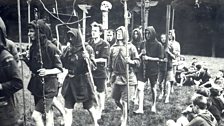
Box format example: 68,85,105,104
0,17,184,126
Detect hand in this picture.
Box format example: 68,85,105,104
82,51,89,59
0,84,2,90
141,49,146,55
37,68,48,76
126,57,134,65
160,58,167,62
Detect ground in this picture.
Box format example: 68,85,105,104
16,55,224,126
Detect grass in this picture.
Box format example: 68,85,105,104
16,55,224,126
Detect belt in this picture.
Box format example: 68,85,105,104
32,73,57,78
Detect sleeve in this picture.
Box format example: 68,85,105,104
158,43,163,59
130,45,140,68
100,42,110,60
108,47,113,72
86,45,96,70
61,47,69,66
0,57,23,97
86,45,95,60
51,46,63,72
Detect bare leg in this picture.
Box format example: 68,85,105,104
46,109,54,126
98,91,105,115
121,101,127,126
134,81,145,114
53,97,65,117
64,108,73,126
158,80,164,100
165,81,171,103
88,106,99,126
115,100,123,110
151,83,157,113
32,110,44,126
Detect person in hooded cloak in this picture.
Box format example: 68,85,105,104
61,28,99,126
142,26,164,113
24,19,63,126
109,26,140,126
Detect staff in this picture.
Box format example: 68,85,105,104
78,4,98,105
34,9,47,121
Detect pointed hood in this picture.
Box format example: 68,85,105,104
145,26,156,41
169,29,176,41
28,19,52,41
67,28,82,48
116,26,129,43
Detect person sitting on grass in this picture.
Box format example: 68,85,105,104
176,58,199,86
207,86,224,125
167,95,218,126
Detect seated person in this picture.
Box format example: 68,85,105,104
208,86,224,125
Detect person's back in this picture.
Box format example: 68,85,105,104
187,110,217,126
187,95,218,126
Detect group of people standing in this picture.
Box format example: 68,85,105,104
0,14,182,125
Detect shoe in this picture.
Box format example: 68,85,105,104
116,107,121,111
151,106,156,113
165,97,169,103
133,109,144,114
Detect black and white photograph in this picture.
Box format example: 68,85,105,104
0,0,224,126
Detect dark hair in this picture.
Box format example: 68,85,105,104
196,64,202,70
193,95,207,109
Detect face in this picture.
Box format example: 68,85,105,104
168,32,173,40
145,30,151,40
107,31,114,42
160,34,166,44
133,31,139,39
91,27,101,39
28,28,35,41
67,34,76,46
116,29,123,40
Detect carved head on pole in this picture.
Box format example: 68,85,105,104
100,1,112,11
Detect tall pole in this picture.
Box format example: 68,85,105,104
27,0,31,46
164,5,171,90
100,1,112,41
82,10,86,43
123,0,130,125
18,0,26,125
171,7,175,30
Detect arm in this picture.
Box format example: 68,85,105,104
127,45,140,67
0,56,23,97
38,45,63,76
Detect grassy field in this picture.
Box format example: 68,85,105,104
16,55,224,126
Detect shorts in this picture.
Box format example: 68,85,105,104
34,96,54,114
158,71,166,84
94,78,106,93
64,94,94,110
112,84,135,102
146,74,158,87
